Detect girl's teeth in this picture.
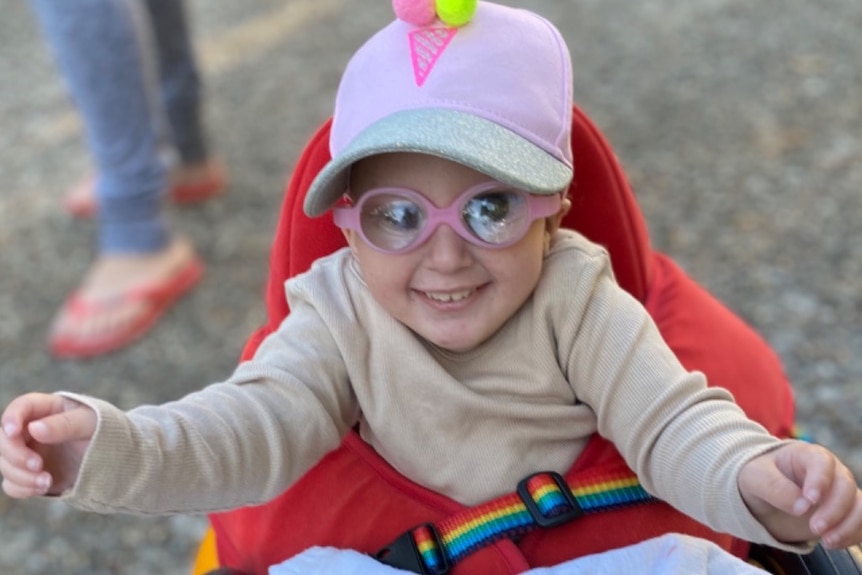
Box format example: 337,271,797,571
425,289,473,302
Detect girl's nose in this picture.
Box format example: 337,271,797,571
423,223,473,272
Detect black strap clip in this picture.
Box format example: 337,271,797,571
516,471,583,528
374,523,450,575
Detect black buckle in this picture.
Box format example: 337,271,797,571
517,471,583,528
374,524,450,575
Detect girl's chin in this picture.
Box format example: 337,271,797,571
421,329,485,354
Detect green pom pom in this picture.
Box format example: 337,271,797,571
436,0,477,27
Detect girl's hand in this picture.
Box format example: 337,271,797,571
0,393,96,498
739,441,862,549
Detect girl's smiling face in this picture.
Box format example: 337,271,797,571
342,152,568,353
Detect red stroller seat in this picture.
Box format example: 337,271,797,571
202,105,796,574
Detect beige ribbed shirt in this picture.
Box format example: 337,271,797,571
60,230,794,548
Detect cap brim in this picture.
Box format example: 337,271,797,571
303,109,573,217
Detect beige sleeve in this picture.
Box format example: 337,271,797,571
56,295,359,515
555,250,811,551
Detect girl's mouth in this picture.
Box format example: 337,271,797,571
422,288,476,303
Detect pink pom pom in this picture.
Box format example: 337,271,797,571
393,0,437,26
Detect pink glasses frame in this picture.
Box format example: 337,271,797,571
333,181,562,254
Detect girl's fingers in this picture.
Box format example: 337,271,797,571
0,457,51,494
809,464,858,533
0,423,50,498
2,394,69,437
1,475,50,499
773,443,834,509
800,445,830,492
760,470,806,516
28,406,97,445
820,491,862,549
0,440,42,474
786,444,862,548
2,420,20,440
739,449,805,518
0,424,43,474
0,457,51,498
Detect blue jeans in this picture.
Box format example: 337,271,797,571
31,0,208,254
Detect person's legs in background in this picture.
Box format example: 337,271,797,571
31,0,207,358
62,0,226,217
145,0,225,197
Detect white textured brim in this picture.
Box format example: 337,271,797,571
303,109,573,217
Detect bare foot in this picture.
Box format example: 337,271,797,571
48,237,204,358
63,158,227,217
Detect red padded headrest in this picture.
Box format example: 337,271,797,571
245,105,653,359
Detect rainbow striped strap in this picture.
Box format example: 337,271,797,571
375,469,656,574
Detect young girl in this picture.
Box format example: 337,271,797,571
2,1,860,573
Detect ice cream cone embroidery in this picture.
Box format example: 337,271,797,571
409,26,457,86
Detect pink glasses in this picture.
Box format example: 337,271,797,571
333,181,562,254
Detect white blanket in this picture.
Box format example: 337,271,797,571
269,533,765,574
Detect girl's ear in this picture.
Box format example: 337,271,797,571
547,197,572,235
341,227,359,258
544,197,571,254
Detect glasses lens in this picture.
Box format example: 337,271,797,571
360,193,426,252
462,190,528,244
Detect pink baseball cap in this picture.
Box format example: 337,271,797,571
303,1,574,217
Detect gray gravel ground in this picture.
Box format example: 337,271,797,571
1,0,860,573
